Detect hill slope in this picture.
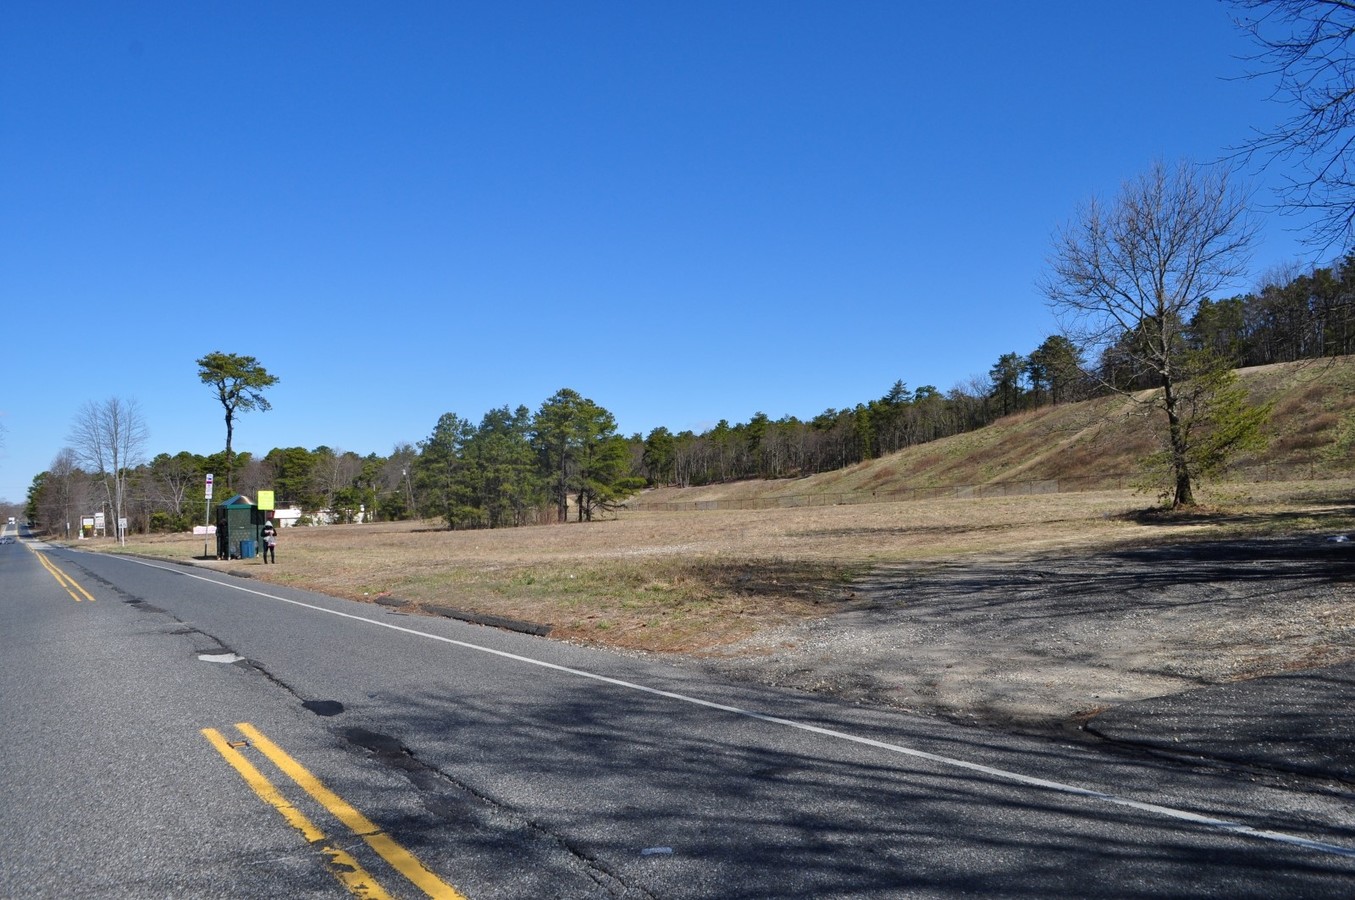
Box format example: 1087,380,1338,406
637,357,1355,507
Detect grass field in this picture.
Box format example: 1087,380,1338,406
90,478,1355,654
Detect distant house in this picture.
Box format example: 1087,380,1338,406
271,505,303,528
264,503,367,527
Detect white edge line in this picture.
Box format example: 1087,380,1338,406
107,553,1355,861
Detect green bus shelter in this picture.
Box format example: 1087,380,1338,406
215,494,266,559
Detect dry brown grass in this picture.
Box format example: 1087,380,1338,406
89,479,1355,654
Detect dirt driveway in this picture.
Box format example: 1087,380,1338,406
698,534,1355,737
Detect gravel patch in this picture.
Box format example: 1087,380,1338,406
696,534,1355,736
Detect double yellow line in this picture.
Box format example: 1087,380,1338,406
203,723,467,900
33,549,96,602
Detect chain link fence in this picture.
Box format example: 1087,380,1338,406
626,464,1343,512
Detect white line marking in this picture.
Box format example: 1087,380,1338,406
108,553,1355,860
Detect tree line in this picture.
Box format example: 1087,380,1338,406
24,245,1353,534
25,387,645,534
23,2,1355,525
643,247,1354,489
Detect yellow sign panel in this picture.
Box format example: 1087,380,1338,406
256,490,276,511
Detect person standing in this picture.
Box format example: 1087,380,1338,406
260,520,277,564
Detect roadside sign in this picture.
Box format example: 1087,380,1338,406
202,474,215,558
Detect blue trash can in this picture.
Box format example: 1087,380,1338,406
240,539,256,559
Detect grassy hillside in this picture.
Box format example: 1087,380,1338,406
636,356,1355,508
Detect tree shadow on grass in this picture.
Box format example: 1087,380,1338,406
1118,501,1355,531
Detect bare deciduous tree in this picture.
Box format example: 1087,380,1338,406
68,397,149,543
41,448,89,538
1043,160,1261,507
1231,0,1355,247
147,452,199,519
310,448,362,514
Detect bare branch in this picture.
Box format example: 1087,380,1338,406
1042,159,1260,506
66,397,149,543
1231,0,1355,247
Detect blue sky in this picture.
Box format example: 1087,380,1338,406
0,1,1324,503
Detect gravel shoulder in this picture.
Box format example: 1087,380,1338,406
696,534,1355,740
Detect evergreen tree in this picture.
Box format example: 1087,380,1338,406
196,352,279,490
417,412,474,529
1137,358,1271,500
989,352,1026,416
532,389,587,523
261,447,319,510
1186,298,1248,363
531,389,641,522
1026,335,1084,405
570,397,639,521
576,434,644,521
642,427,677,486
464,405,542,527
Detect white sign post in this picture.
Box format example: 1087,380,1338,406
203,474,215,559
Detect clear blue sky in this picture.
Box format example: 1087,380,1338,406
0,1,1323,503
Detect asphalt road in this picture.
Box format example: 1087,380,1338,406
4,532,1355,898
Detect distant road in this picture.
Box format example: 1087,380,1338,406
3,542,1354,898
